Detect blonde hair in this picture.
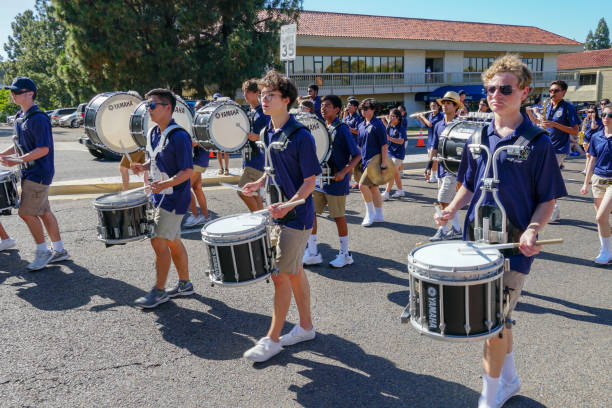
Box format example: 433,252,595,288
481,54,533,89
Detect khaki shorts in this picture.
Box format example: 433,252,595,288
313,190,347,218
437,175,457,203
119,150,146,169
238,166,264,188
555,154,566,166
353,163,363,184
389,157,403,169
504,270,527,320
591,174,612,199
152,207,184,241
19,179,50,216
359,166,377,187
270,225,311,275
193,165,207,173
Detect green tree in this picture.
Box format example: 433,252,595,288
585,30,595,50
593,18,611,50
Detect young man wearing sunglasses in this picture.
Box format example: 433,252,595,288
130,89,194,308
0,76,69,270
435,55,566,408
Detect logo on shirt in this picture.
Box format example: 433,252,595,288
108,100,134,111
553,110,563,119
215,108,240,119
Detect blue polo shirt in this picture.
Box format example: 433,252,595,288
387,123,407,160
546,100,580,154
318,118,361,196
358,116,387,168
243,105,269,172
459,114,567,274
312,96,323,120
343,112,362,144
427,112,444,149
151,120,194,214
15,105,54,185
193,146,210,168
266,115,322,230
587,131,612,177
584,118,603,144
401,114,408,129
432,119,453,179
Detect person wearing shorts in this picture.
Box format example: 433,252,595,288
580,103,612,263
0,76,68,270
429,91,463,241
357,98,388,227
416,101,443,183
237,79,269,212
0,222,16,252
130,89,194,308
343,98,362,189
183,142,211,227
381,108,407,200
302,94,361,268
436,55,567,408
242,70,321,362
119,150,146,191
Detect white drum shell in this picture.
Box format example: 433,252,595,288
193,101,250,152
295,113,331,164
129,98,195,149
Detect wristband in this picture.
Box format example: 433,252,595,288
426,160,434,171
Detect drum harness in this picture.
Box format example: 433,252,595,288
13,107,48,172
145,123,184,208
468,123,547,332
242,107,262,162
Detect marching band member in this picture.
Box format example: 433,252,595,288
417,101,443,183
131,89,194,308
429,91,462,241
0,222,16,252
479,98,490,113
435,55,566,408
458,90,469,116
381,108,407,199
0,76,69,270
237,79,269,212
307,84,323,120
580,104,612,264
302,94,361,268
343,98,362,189
242,70,321,362
581,105,602,175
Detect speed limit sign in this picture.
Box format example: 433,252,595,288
280,24,297,61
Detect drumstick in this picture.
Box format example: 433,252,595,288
235,122,250,134
254,198,306,215
4,156,24,163
220,182,258,196
458,238,563,253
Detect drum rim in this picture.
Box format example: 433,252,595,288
193,101,249,152
409,319,504,342
295,113,332,164
93,191,150,210
201,213,268,239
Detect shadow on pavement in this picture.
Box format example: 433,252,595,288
517,290,612,327
537,250,599,268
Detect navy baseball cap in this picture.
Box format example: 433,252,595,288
458,89,466,95
213,93,221,99
3,76,37,93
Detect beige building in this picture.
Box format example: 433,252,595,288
557,48,612,104
288,11,582,123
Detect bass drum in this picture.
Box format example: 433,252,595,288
192,98,250,152
295,113,331,164
84,92,143,154
439,116,492,175
129,96,195,149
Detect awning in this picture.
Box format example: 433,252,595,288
416,85,486,102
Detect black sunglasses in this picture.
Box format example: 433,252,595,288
360,106,373,111
602,112,612,119
146,102,169,110
549,88,562,94
485,85,515,96
11,89,31,95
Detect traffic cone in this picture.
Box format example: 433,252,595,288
416,128,426,147
209,151,216,158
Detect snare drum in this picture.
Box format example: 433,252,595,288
129,96,195,149
193,99,250,152
295,113,332,164
439,116,491,175
84,92,143,154
403,241,506,341
201,213,275,286
0,170,19,213
93,189,153,244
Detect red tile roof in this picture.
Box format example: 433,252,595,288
297,11,581,46
557,48,612,70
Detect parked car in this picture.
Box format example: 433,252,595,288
58,111,81,128
6,114,16,126
76,103,87,125
50,108,76,126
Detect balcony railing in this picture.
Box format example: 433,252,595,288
289,71,579,94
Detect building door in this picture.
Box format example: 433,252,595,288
425,58,443,83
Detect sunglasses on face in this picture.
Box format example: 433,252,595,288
602,112,612,119
11,89,31,95
145,102,168,110
549,88,562,94
485,85,515,96
587,111,595,114
360,106,372,111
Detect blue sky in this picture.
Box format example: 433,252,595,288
1,0,609,59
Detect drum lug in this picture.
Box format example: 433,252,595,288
439,323,446,335
485,320,493,331
464,323,471,335
400,304,410,324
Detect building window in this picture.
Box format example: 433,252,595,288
463,57,496,73
579,73,597,86
292,56,404,74
521,58,543,72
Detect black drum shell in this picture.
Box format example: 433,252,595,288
207,237,270,283
439,120,488,175
0,172,18,212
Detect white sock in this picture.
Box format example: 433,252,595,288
365,202,374,216
375,207,383,217
51,240,64,252
339,235,349,254
36,242,47,252
451,213,461,231
481,372,500,406
501,352,518,383
308,234,318,255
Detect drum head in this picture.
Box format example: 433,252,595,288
88,92,143,154
93,189,149,210
0,170,14,180
411,241,501,269
203,213,266,236
129,99,194,149
206,102,250,152
295,114,330,164
440,120,486,175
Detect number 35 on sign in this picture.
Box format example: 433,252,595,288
280,24,297,61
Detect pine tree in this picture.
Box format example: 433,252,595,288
585,30,595,50
592,18,611,50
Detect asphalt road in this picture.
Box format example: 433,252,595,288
0,157,610,407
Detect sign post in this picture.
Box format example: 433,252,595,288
280,24,297,76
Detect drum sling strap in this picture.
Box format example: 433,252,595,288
469,124,547,257
146,124,182,195
324,121,347,176
260,121,307,223
13,108,49,170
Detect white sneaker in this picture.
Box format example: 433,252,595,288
27,249,54,271
373,212,384,223
594,248,612,264
0,238,16,251
183,214,199,227
496,376,520,407
195,214,211,225
381,191,390,201
243,337,283,362
302,251,323,265
391,190,404,198
329,252,354,268
361,213,374,227
428,175,438,183
550,206,560,222
279,324,316,346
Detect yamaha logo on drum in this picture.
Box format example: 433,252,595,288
215,109,239,119
306,123,320,132
107,100,134,111
174,106,185,114
427,286,438,329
